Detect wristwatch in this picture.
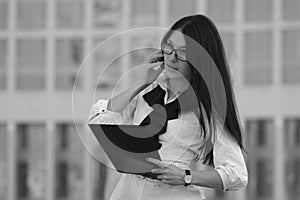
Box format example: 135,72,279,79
183,169,192,186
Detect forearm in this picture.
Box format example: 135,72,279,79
190,169,224,190
107,82,150,112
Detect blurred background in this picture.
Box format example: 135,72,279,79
0,0,300,200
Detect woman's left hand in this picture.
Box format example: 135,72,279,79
146,157,186,186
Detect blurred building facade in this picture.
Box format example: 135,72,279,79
0,0,300,200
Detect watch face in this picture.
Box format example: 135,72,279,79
184,175,192,184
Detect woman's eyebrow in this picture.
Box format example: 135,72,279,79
167,39,186,49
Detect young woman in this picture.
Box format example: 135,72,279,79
89,14,248,200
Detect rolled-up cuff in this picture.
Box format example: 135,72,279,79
215,168,230,191
88,100,123,124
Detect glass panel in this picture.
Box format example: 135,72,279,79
0,124,7,200
244,0,272,22
93,37,121,89
0,39,6,68
207,0,235,24
296,119,300,146
282,30,300,83
286,159,300,199
17,0,46,29
0,1,8,29
94,0,121,28
0,73,5,89
16,72,45,89
285,118,300,147
256,159,273,198
220,32,235,64
169,0,197,24
0,40,7,89
16,39,46,90
17,39,46,67
131,0,159,26
130,36,160,85
283,0,300,20
130,36,160,66
91,157,107,200
16,123,47,200
244,31,272,84
56,38,83,89
56,0,84,28
55,123,85,200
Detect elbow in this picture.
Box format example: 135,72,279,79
216,165,248,191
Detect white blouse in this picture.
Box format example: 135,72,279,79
88,77,248,192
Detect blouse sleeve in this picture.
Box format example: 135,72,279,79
88,95,139,125
213,123,248,191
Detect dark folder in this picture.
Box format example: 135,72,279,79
88,124,162,177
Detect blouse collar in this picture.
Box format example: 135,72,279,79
155,70,190,104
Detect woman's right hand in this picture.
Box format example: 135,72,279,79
135,50,165,85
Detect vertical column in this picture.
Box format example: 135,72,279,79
84,125,93,200
236,0,244,88
8,122,16,200
274,117,285,200
120,0,131,89
46,0,55,92
7,0,16,91
198,0,206,14
236,1,246,199
46,122,55,200
84,0,92,92
273,0,282,86
159,0,168,27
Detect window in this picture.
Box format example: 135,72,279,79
206,0,235,24
16,39,46,90
285,118,300,147
0,1,7,29
55,123,84,200
256,159,273,198
55,38,83,89
94,0,121,28
17,124,28,150
130,36,160,85
0,39,7,89
244,0,272,22
169,0,197,25
56,161,68,197
131,0,159,26
93,37,121,89
56,0,84,29
17,0,46,29
130,36,160,66
283,0,300,20
16,123,47,200
256,120,267,146
0,124,7,200
17,161,28,198
245,119,273,148
91,157,107,200
220,32,235,65
244,31,272,85
282,30,300,83
286,159,300,199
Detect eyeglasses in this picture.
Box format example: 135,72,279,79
161,43,187,62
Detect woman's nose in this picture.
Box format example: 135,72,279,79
167,51,178,62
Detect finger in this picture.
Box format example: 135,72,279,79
150,168,168,174
146,157,167,168
157,175,172,180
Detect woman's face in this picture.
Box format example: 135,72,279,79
162,30,191,81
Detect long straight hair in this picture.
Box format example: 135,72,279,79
161,14,245,166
